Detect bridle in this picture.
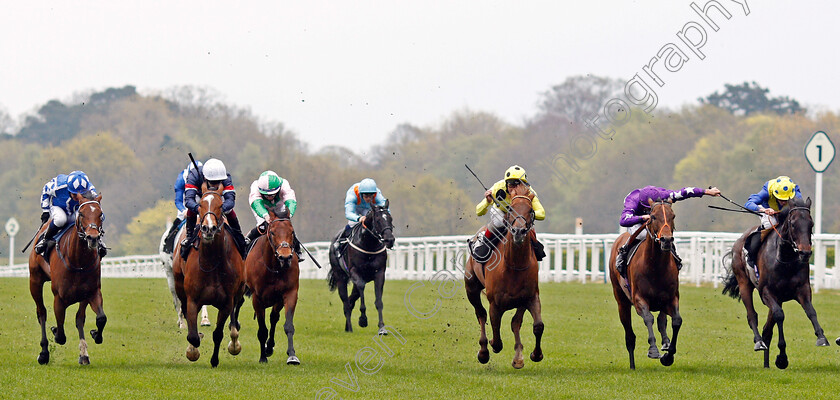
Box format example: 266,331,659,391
507,195,535,231
198,191,223,228
265,217,293,272
75,200,104,242
360,207,393,245
647,201,673,243
774,206,812,256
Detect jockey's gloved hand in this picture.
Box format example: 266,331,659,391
40,212,50,224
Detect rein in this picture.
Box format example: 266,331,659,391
350,207,392,254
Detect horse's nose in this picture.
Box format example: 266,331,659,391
800,250,812,260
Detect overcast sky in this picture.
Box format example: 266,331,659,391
1,1,837,153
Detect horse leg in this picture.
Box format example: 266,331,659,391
660,300,682,367
254,299,269,363
185,298,201,362
657,313,670,352
30,276,50,364
739,284,765,351
528,295,544,363
373,269,387,335
617,298,636,369
267,304,281,357
284,289,300,365
227,300,242,356
345,284,361,333
88,289,106,345
488,303,504,354
211,304,232,367
51,296,68,345
634,299,660,360
465,279,489,364
510,307,526,369
163,257,183,328
775,315,788,370
75,301,90,365
337,282,352,332
200,306,211,326
796,286,830,346
355,280,368,328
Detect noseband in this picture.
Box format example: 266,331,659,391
266,217,294,271
647,202,672,243
75,200,104,241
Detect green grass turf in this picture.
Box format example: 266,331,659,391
2,277,840,399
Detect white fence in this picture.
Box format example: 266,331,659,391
4,232,839,290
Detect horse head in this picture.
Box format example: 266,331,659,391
267,207,295,269
198,185,224,243
76,194,104,252
367,199,395,249
507,192,535,245
648,199,675,252
778,197,813,262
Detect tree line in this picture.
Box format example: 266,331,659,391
0,79,835,260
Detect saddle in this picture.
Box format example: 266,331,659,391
180,223,247,261
36,222,75,259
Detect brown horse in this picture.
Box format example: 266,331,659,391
29,195,106,365
173,184,246,367
464,191,544,369
242,207,300,365
609,200,681,369
722,197,829,369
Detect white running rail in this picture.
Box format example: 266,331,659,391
4,232,838,290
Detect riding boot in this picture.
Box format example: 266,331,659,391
745,229,762,270
335,225,352,260
34,222,60,256
294,235,306,262
163,217,183,254
615,244,630,276
225,212,247,259
671,248,682,271
472,228,503,265
246,226,261,244
531,234,546,262
181,214,196,247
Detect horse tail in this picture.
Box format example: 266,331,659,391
721,250,741,300
327,267,338,292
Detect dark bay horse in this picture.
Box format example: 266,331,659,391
29,195,106,365
464,191,544,369
609,200,681,369
722,197,829,369
173,184,246,367
242,207,300,365
327,200,395,334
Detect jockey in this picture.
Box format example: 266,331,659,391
470,165,546,265
334,178,387,259
246,170,303,260
180,158,247,260
743,176,803,269
35,170,107,257
615,185,721,275
162,161,202,254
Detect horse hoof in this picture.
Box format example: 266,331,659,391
530,351,543,363
265,346,274,358
378,327,389,336
816,337,830,347
228,340,242,356
647,349,661,359
186,346,200,362
660,342,670,352
836,337,840,346
287,356,301,365
51,327,66,345
754,341,768,351
490,340,503,354
37,352,50,365
200,318,211,327
775,354,789,370
79,356,90,365
259,357,268,364
198,332,205,339
90,329,103,344
477,350,490,364
660,353,674,366
512,359,524,369
359,315,368,328
211,357,219,368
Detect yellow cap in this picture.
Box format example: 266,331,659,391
504,165,528,184
770,176,796,200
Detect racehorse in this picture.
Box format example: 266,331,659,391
327,200,395,334
609,200,681,369
29,195,106,365
722,197,830,369
172,184,246,367
464,191,544,369
158,224,210,329
241,207,301,364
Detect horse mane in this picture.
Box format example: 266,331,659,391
267,204,290,220
777,197,810,223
